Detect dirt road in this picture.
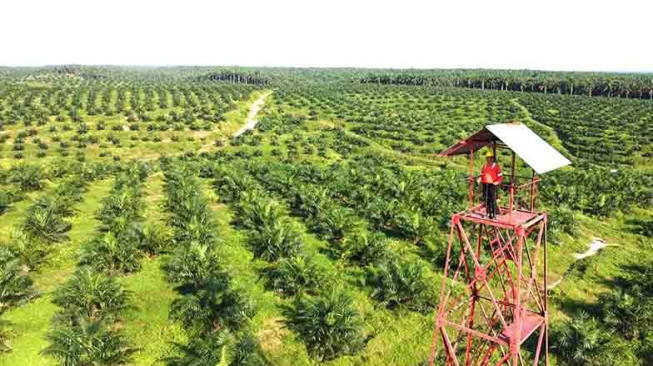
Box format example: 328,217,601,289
234,91,271,137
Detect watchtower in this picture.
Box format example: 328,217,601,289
429,123,571,366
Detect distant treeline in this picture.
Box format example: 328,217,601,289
2,66,652,100
195,71,269,85
359,70,653,100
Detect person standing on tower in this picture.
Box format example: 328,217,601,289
477,150,503,219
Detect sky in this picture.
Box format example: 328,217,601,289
2,0,652,72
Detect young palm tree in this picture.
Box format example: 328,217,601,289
247,220,302,262
79,231,143,274
312,206,357,243
0,189,24,215
214,169,258,204
264,255,325,296
164,242,221,292
139,222,173,255
165,330,267,366
391,207,434,245
0,318,10,352
42,318,136,366
23,202,72,243
170,272,253,336
97,189,144,232
282,291,364,361
171,195,215,245
367,257,432,312
0,248,38,352
0,248,37,310
553,312,607,366
9,164,42,191
52,267,131,324
236,191,282,230
341,231,389,265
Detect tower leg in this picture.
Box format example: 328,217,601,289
431,213,548,366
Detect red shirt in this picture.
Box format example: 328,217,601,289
481,163,503,184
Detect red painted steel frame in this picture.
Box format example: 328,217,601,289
429,209,548,366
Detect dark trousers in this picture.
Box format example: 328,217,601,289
482,183,498,218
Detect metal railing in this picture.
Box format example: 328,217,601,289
468,174,540,214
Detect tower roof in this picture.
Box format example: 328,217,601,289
439,122,571,174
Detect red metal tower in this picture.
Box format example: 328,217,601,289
429,123,571,366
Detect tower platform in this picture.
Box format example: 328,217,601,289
461,205,545,229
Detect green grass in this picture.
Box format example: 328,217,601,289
120,257,187,365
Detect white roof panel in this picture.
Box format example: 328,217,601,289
486,123,571,174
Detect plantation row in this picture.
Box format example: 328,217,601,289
159,161,267,365
0,161,116,352
42,164,150,364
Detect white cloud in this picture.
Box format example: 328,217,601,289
2,0,652,72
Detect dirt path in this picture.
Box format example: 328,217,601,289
573,238,608,260
233,91,271,138
548,238,608,290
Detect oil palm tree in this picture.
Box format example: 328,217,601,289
390,207,434,245
170,272,253,336
236,192,282,230
248,220,302,262
0,248,37,312
282,291,364,361
52,267,131,324
553,312,607,366
312,206,357,243
600,288,652,341
97,189,144,232
9,164,42,191
164,242,221,292
341,231,389,265
23,202,72,243
79,231,143,274
264,255,325,296
139,222,173,255
42,318,136,366
367,257,431,312
165,330,267,366
0,248,37,352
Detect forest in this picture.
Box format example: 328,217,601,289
0,66,651,365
